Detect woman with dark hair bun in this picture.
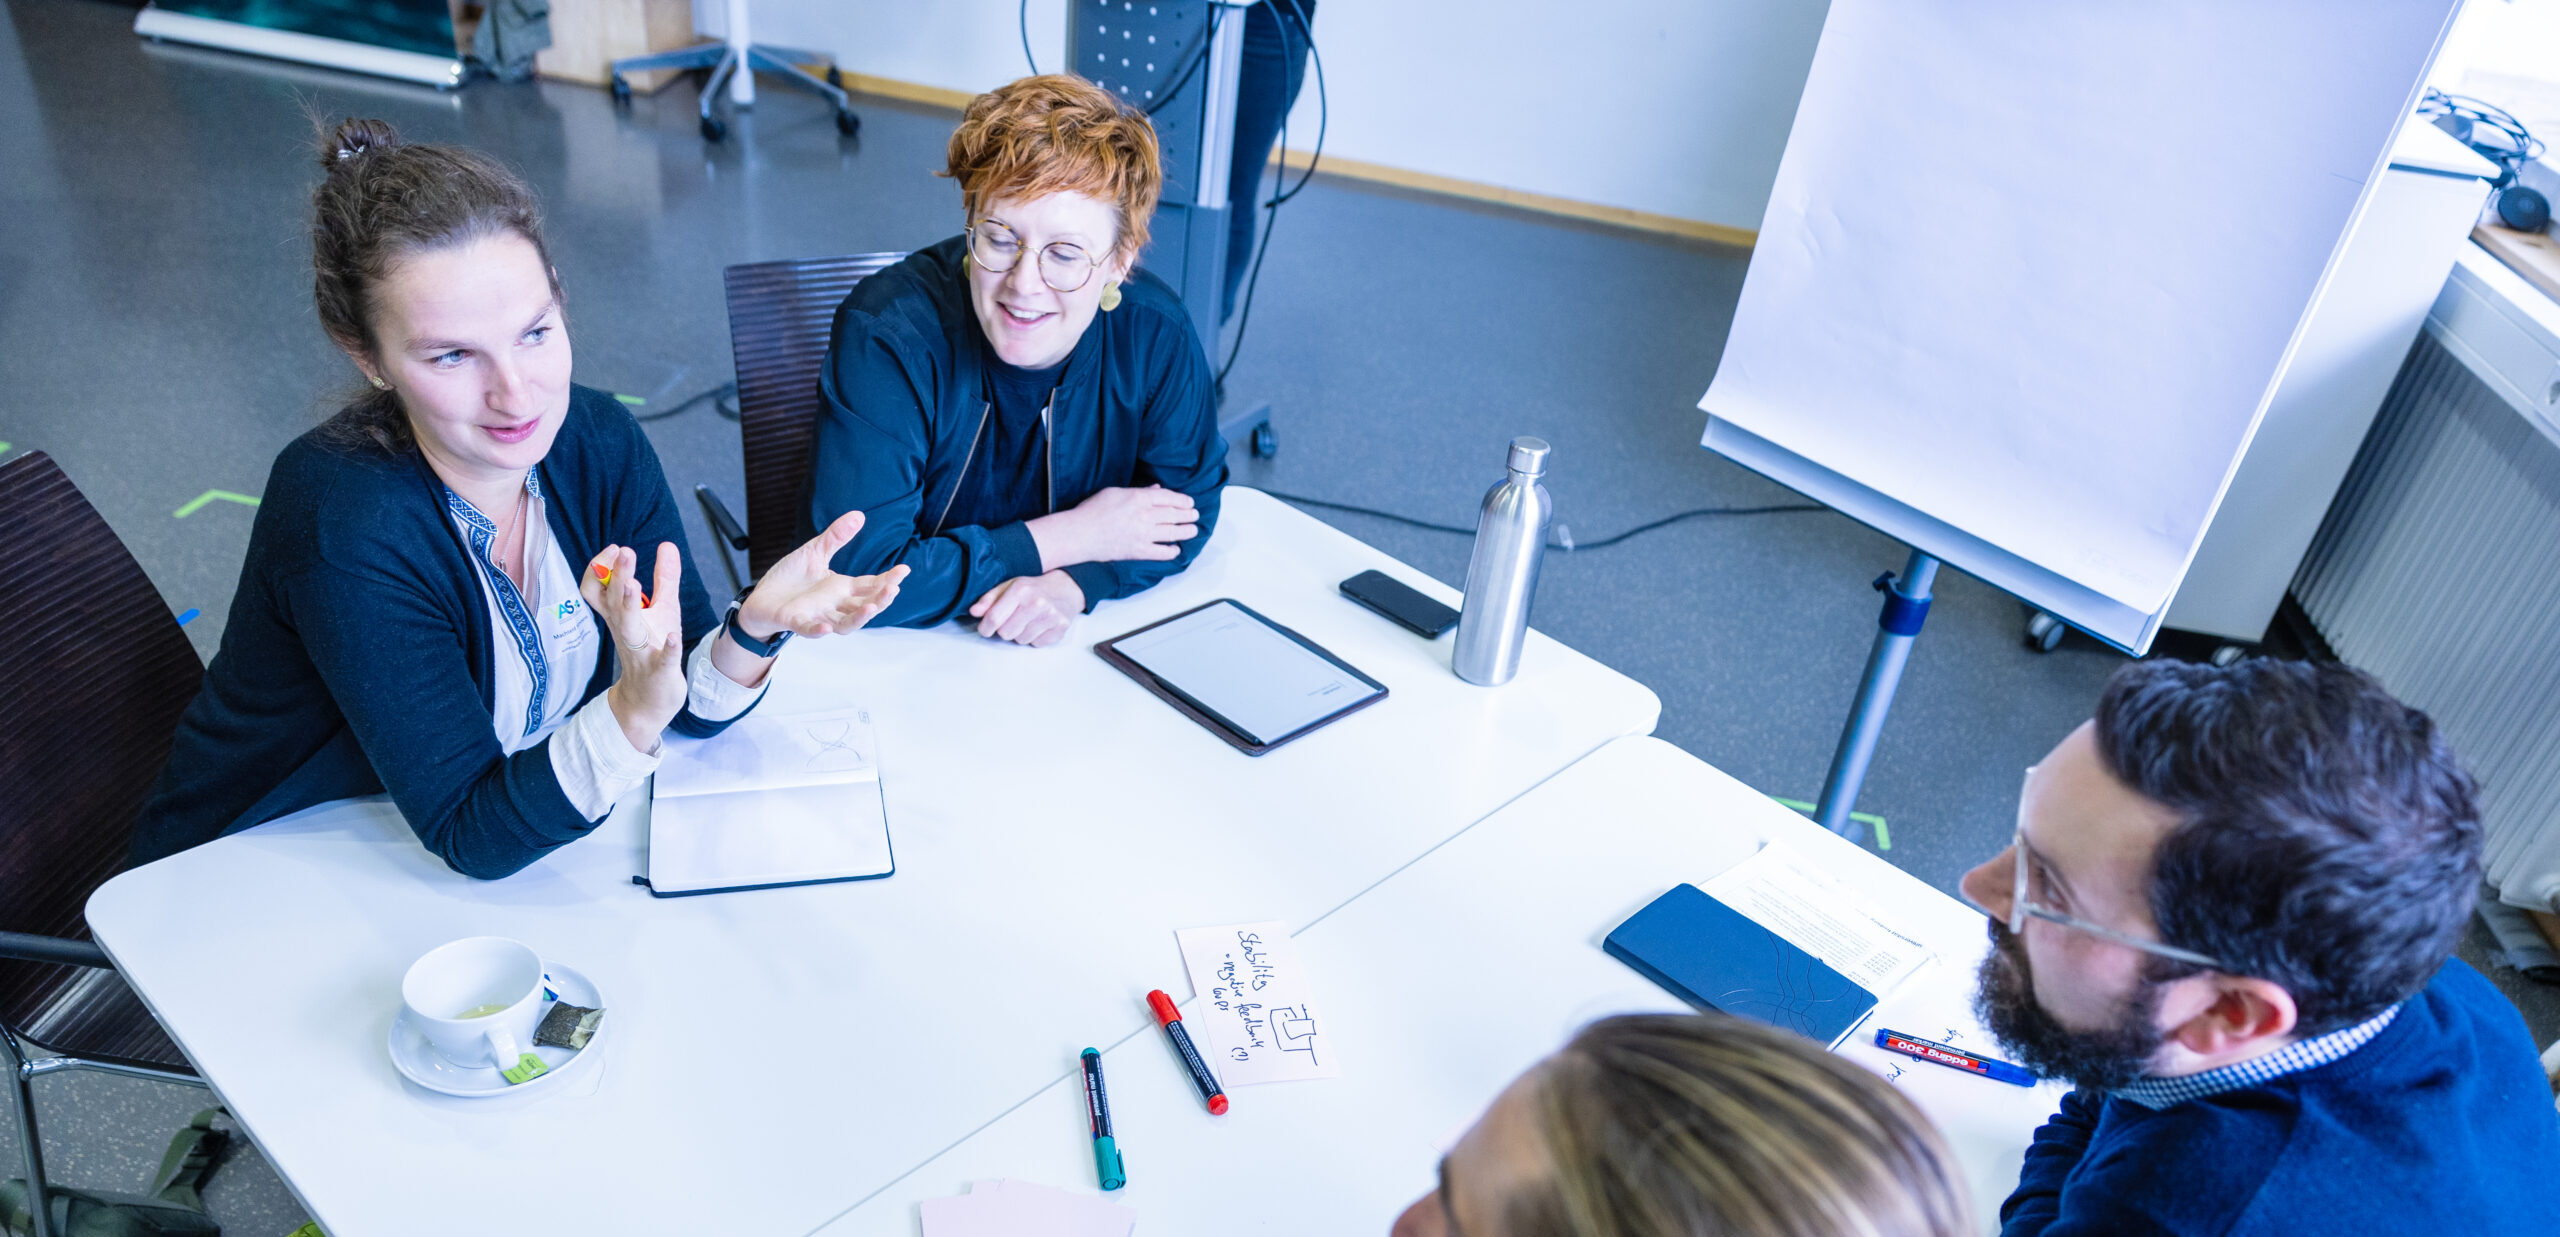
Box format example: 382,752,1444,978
132,119,909,880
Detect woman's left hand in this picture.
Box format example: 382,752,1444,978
968,570,1085,647
735,510,911,641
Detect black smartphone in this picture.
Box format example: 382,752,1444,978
1340,569,1461,639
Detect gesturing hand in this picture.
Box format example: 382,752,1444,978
583,542,688,752
1034,485,1198,568
968,570,1085,648
734,510,910,641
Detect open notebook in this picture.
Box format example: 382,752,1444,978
638,706,894,897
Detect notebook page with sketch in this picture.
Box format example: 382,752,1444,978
643,706,893,896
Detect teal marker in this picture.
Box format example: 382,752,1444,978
1080,1048,1125,1190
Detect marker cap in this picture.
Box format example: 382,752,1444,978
1146,989,1180,1024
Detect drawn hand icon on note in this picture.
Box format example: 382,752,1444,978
1274,1005,1321,1062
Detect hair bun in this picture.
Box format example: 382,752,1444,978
321,117,403,173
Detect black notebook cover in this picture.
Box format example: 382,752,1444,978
1603,883,1878,1047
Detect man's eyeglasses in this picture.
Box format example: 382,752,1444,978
1979,769,2229,971
968,220,1107,292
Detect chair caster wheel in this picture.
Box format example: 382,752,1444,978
2025,610,2066,653
835,108,861,137
1251,423,1278,458
826,65,844,88
701,115,728,142
609,75,632,106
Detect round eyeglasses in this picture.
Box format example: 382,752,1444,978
969,220,1107,293
1969,768,2230,971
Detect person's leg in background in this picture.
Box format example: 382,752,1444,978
1222,0,1316,325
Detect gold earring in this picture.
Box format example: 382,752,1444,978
962,252,973,275
369,376,389,390
1098,281,1122,312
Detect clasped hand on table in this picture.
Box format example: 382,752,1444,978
978,484,1200,648
581,510,907,754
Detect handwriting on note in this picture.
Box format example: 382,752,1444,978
1174,921,1340,1086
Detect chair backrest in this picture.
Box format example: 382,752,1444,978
723,252,909,578
0,451,203,1029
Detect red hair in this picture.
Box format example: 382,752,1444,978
943,75,1163,258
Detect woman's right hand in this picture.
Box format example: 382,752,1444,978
583,542,688,754
1030,485,1198,569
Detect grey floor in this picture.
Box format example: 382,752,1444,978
2,1,2552,1233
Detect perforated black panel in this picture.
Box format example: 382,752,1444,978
1066,0,1217,200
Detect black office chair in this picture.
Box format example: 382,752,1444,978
0,452,212,1237
695,252,909,593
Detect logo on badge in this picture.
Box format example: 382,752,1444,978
557,599,580,620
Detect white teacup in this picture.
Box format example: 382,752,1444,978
401,937,548,1080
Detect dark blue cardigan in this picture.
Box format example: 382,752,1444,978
131,386,747,879
2000,958,2560,1236
803,235,1228,627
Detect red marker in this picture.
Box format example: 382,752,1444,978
1146,990,1229,1115
591,562,614,589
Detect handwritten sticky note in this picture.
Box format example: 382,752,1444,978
1175,921,1340,1085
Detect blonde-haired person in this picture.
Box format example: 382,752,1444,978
1393,1014,1972,1237
805,74,1227,648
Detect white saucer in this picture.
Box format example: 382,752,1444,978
389,962,607,1098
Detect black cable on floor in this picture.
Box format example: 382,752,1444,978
1261,489,1827,550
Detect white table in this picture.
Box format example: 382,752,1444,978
86,488,1661,1237
818,737,2066,1236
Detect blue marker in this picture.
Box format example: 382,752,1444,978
1081,1048,1126,1190
1875,1028,2036,1087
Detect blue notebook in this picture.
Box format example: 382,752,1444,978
1604,883,1878,1047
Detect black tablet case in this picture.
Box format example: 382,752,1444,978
1094,599,1388,756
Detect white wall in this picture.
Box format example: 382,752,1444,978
699,0,1831,234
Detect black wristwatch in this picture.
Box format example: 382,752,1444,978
723,593,792,658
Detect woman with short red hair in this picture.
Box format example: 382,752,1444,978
804,74,1227,648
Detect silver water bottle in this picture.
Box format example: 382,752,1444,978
1453,437,1552,686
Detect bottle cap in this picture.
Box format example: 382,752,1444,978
1507,436,1551,476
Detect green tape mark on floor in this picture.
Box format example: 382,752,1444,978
285,1224,326,1237
614,392,646,405
174,490,260,518
1769,797,1891,850
0,441,12,455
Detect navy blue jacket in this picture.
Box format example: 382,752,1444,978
131,386,747,879
803,235,1227,627
2000,958,2560,1236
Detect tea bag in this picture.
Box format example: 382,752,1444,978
534,1002,603,1050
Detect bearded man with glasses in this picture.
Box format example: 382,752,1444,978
1959,658,2556,1236
805,75,1226,647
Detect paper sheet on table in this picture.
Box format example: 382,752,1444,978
919,1179,1134,1237
1175,921,1340,1085
1113,602,1376,745
1704,843,1932,997
1838,949,2072,1218
654,706,878,797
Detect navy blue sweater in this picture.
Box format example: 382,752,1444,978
803,235,1227,627
131,387,747,879
2001,959,2560,1236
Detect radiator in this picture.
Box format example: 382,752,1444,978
2295,329,2560,912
